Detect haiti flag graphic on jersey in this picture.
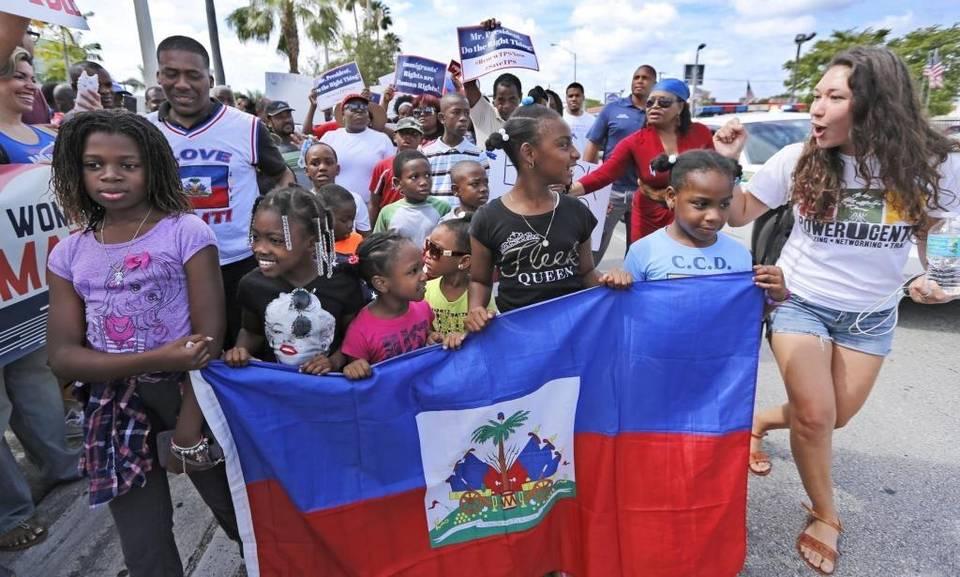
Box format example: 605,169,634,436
178,164,229,210
193,272,763,577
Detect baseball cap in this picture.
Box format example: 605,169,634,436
394,117,424,134
266,100,295,116
341,93,368,106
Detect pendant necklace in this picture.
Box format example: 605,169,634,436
517,190,559,248
99,208,153,285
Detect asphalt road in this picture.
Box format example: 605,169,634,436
2,221,957,577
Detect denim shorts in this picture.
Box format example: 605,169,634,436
767,293,896,357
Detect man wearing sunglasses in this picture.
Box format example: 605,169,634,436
320,93,394,210
583,64,658,261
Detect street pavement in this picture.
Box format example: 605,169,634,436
1,221,957,577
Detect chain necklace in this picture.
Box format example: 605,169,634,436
515,191,559,248
98,208,153,285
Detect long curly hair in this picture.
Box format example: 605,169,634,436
792,46,958,231
51,109,191,232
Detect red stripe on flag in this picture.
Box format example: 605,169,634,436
245,431,748,577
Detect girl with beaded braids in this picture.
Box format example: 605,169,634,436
464,103,631,334
224,185,365,375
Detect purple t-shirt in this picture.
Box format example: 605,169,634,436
47,214,217,353
341,300,434,363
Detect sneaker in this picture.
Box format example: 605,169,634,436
64,407,84,439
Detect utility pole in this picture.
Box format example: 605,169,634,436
691,43,706,117
792,32,817,101
206,0,227,85
133,0,157,87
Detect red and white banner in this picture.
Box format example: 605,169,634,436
0,0,89,30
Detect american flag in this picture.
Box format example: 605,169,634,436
923,49,945,90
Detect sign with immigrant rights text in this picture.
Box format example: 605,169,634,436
457,25,539,82
313,61,365,111
393,55,446,97
0,165,75,366
264,72,314,124
486,152,611,248
0,0,89,29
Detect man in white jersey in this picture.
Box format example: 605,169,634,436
563,82,596,151
148,36,292,350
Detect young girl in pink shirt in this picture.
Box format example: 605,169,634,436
341,232,440,379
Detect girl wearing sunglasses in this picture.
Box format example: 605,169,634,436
224,186,365,374
570,78,743,241
423,217,496,335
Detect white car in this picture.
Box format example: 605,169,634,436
699,112,924,280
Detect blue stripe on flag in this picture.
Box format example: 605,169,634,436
201,272,762,513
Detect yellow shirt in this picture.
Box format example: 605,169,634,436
424,278,496,334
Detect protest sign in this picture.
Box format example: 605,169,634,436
195,274,762,577
313,62,365,111
393,55,446,96
264,72,314,124
487,152,610,247
457,25,539,81
0,0,88,29
0,165,74,365
378,71,395,87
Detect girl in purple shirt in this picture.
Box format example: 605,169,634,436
46,110,239,573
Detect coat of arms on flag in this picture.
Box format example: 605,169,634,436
418,377,579,547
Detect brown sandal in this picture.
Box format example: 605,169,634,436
0,517,47,551
796,503,843,575
748,431,772,476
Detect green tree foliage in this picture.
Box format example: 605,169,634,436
227,0,341,74
784,25,959,116
325,30,400,85
33,25,102,83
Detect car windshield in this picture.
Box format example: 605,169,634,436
744,120,811,164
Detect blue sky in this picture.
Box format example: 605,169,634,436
75,0,957,102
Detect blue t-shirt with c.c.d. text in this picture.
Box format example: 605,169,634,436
624,227,753,281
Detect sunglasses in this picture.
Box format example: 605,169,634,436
26,30,40,41
424,238,468,259
645,96,678,109
289,288,313,338
413,107,437,117
344,102,368,113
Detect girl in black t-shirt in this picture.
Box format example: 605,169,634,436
466,104,631,332
224,186,365,373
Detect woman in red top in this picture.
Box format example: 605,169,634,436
571,78,727,240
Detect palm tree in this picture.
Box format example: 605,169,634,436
338,0,367,39
227,0,341,74
305,1,340,68
471,410,530,490
364,0,391,43
33,23,102,82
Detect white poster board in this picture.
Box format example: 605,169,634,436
264,72,315,125
0,0,88,29
487,152,611,248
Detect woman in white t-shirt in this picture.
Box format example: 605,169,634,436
720,46,958,575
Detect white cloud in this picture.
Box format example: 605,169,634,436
571,1,677,27
731,0,858,18
865,10,913,33
733,15,817,39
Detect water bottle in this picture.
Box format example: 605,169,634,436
926,215,960,297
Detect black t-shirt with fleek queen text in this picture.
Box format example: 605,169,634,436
471,194,597,312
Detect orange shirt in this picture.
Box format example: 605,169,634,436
335,232,363,256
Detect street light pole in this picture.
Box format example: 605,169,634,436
133,0,157,87
792,32,817,102
691,43,706,116
550,43,577,82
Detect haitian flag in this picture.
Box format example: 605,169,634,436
178,165,230,210
193,273,763,577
